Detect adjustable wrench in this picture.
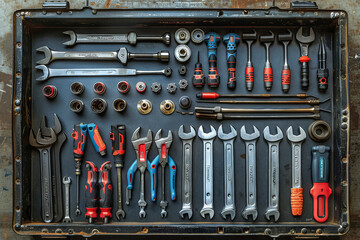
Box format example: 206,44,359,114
263,126,283,222
62,177,72,223
36,46,169,65
36,65,172,81
240,125,260,221
198,125,217,219
178,125,196,219
286,126,306,216
218,125,237,220
63,30,171,46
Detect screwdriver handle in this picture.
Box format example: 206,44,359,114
264,64,273,91
85,161,98,222
245,66,254,91
109,125,126,168
192,52,206,88
291,188,303,216
88,123,107,156
99,161,112,221
281,67,291,93
299,56,310,90
168,156,177,201
126,161,137,192
317,69,329,92
310,145,332,223
72,124,87,159
205,32,221,88
148,157,159,202
223,33,240,90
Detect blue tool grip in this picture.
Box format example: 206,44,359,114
127,160,137,190
87,123,107,155
168,156,176,201
148,158,159,202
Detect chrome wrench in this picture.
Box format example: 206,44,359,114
198,125,217,219
218,125,237,220
240,125,260,221
178,125,196,219
263,126,283,222
62,176,72,223
35,65,172,81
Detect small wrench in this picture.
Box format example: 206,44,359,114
263,126,283,222
240,125,260,221
178,125,196,219
62,177,72,223
36,46,169,65
218,125,237,220
35,65,172,81
198,125,217,219
63,30,171,46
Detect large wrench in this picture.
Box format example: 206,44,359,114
198,125,217,219
263,126,283,222
63,30,171,46
218,125,237,220
36,46,169,65
62,177,72,223
240,125,260,221
178,125,196,219
286,126,306,216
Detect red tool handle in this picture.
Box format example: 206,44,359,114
85,161,98,222
109,125,126,168
281,69,291,93
99,161,112,222
245,66,254,91
264,67,273,91
291,188,303,216
196,92,219,99
88,123,107,156
72,124,87,159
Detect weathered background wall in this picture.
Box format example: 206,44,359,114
0,0,358,239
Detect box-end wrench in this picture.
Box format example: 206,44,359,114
198,125,217,219
178,125,196,220
62,177,72,223
218,125,237,220
36,46,169,65
263,126,283,222
36,65,172,81
286,126,306,216
240,125,260,221
63,30,171,46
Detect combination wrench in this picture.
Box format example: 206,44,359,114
62,177,72,223
218,125,237,220
178,125,196,219
198,125,217,219
240,125,260,221
263,126,283,222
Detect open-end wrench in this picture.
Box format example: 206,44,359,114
286,126,306,216
29,128,57,223
263,126,283,222
36,46,169,65
35,65,172,81
198,125,217,219
63,30,171,46
240,125,260,221
62,177,72,223
218,125,237,220
178,125,196,219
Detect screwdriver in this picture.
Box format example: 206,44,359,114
191,51,206,88
99,161,113,223
196,92,317,100
310,145,332,223
242,30,257,91
72,123,88,216
204,32,221,88
223,33,240,89
317,36,329,92
260,31,275,91
85,161,98,224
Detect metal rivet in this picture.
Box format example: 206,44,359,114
16,72,21,78
16,179,21,184
342,117,348,122
15,99,21,106
42,11,47,15
316,229,323,234
342,222,348,228
301,228,307,234
288,11,293,14
55,228,63,233
338,227,345,233
56,11,61,15
15,156,21,162
341,123,348,129
265,228,271,234
92,10,97,15
15,107,20,113
342,110,348,115
290,229,295,234
264,11,269,15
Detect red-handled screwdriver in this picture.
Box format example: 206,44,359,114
191,51,206,88
310,145,332,223
242,30,257,91
204,32,221,88
223,33,240,89
278,29,293,93
99,161,113,223
317,36,329,92
260,31,275,91
85,161,98,224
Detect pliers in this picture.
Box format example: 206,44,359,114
150,129,176,217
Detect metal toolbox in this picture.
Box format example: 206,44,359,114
12,2,350,237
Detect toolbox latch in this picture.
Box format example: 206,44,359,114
290,1,318,9
42,0,70,9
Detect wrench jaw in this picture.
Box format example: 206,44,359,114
217,125,237,140
63,30,76,46
178,125,196,140
36,46,52,65
263,126,283,142
155,129,173,150
240,125,260,141
200,207,215,219
221,208,235,221
35,65,50,81
242,207,258,221
138,199,147,218
115,209,126,220
160,200,168,218
131,127,153,150
179,206,193,219
296,27,315,44
286,126,306,143
264,208,280,222
198,125,217,140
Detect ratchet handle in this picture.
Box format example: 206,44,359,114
87,123,107,156
299,56,310,90
291,188,303,216
148,157,159,202
109,125,126,167
168,156,177,201
72,124,87,158
245,66,254,91
281,68,291,93
99,161,112,219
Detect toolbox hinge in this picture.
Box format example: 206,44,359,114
42,0,70,9
290,1,318,9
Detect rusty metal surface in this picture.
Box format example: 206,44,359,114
1,0,359,239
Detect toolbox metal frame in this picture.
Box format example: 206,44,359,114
12,4,350,237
